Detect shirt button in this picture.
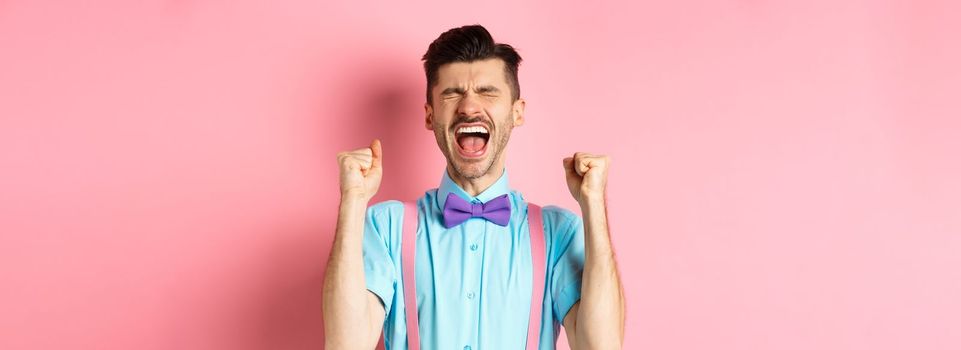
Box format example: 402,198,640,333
466,292,475,299
469,243,478,251
464,346,471,350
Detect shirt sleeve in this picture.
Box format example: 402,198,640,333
363,200,402,317
542,205,586,324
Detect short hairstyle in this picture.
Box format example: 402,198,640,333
422,24,523,104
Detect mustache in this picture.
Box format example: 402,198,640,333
451,117,493,131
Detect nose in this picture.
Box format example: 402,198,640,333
456,92,483,118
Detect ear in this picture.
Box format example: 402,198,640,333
511,98,526,127
424,102,434,130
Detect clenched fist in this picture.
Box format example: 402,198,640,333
337,139,383,201
563,152,610,205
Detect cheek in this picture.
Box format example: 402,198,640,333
488,103,514,125
430,110,451,127
435,104,458,120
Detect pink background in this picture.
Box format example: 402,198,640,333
2,1,959,349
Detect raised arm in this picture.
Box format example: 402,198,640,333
323,139,386,350
562,152,626,349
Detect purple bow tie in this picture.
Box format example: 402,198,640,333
442,192,512,228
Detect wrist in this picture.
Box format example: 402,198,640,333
340,190,370,204
578,192,606,209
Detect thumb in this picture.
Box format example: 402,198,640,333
370,139,383,169
563,157,578,179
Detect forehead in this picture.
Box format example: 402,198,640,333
435,58,508,87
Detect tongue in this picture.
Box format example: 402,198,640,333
458,136,487,152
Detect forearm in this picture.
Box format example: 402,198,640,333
323,194,377,349
575,197,626,349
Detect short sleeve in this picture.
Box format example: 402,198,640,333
542,205,585,324
363,200,402,316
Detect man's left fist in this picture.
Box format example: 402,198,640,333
563,152,610,205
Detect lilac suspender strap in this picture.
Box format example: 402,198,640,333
401,202,420,350
400,201,547,350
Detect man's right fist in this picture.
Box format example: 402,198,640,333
337,139,383,201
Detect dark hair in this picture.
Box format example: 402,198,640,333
422,24,522,104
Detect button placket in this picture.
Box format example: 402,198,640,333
465,204,484,304
462,200,487,348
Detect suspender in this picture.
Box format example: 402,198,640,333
527,204,546,350
400,202,421,349
399,201,547,350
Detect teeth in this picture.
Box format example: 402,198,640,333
456,126,489,134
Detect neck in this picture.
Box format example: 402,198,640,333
447,163,505,197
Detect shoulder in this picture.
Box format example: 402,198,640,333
529,203,583,241
530,203,582,229
538,205,581,225
368,190,436,222
364,200,409,237
367,199,405,219
530,204,585,264
512,187,580,225
363,200,409,250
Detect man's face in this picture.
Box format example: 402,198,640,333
425,58,525,180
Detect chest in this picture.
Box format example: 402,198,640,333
414,216,535,305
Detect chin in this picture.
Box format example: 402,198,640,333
451,162,488,179
449,153,495,180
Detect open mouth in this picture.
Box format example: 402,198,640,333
454,124,490,158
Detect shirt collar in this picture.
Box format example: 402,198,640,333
436,168,511,211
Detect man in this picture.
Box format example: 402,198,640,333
323,25,625,349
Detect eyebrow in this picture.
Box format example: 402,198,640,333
475,85,500,94
440,85,501,95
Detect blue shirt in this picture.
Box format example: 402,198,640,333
363,169,586,349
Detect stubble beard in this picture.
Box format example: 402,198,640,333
436,122,513,180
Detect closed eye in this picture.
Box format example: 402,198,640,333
441,87,466,97
476,86,500,96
